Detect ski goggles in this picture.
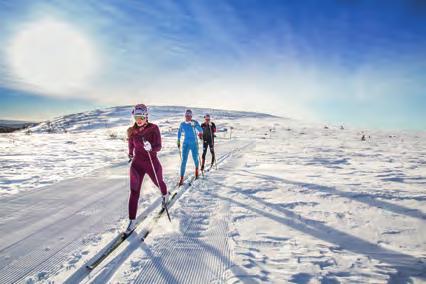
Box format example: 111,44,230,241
133,114,147,120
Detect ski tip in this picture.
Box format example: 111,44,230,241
86,265,94,270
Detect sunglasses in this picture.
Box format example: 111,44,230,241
134,115,146,120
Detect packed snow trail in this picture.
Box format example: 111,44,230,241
0,165,130,282
0,138,241,284
66,141,251,284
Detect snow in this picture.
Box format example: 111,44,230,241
0,106,263,196
0,106,425,283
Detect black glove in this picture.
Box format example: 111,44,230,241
128,154,134,162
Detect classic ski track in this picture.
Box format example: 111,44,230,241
0,180,135,284
79,169,204,282
63,197,166,283
84,190,170,271
82,181,198,284
81,141,252,284
0,146,185,284
0,141,247,284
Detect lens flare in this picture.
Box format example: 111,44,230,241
6,18,98,95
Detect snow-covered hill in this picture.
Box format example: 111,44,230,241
0,106,425,283
0,106,275,195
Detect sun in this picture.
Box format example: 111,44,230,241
6,18,98,95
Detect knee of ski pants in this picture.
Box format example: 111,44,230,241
189,143,198,156
182,143,191,157
203,145,208,153
150,159,168,195
181,143,199,170
180,144,190,176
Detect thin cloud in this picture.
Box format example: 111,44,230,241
0,0,425,129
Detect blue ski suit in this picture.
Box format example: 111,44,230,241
178,120,203,176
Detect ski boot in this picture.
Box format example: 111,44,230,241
162,192,169,208
178,176,184,186
124,219,136,236
195,168,199,179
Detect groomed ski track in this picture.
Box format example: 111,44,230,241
76,141,251,284
0,138,250,283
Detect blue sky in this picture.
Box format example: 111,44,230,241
0,0,425,130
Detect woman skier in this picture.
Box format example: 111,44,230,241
200,113,216,171
177,109,203,186
126,104,168,235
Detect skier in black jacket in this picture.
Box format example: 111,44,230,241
199,113,216,171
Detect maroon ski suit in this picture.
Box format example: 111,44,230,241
128,123,167,220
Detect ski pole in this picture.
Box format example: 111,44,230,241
125,152,131,218
197,139,204,177
177,144,182,181
209,124,217,170
192,123,204,177
144,139,171,222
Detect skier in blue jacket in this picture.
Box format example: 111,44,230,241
177,109,203,186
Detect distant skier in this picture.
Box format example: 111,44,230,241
126,104,168,234
199,113,216,171
177,109,203,186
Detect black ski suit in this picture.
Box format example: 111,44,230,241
200,122,216,170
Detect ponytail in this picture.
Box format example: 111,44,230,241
127,121,149,139
127,122,138,139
